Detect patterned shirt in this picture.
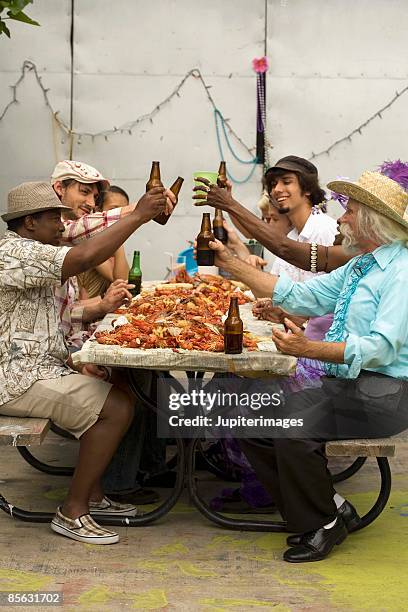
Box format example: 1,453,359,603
0,231,72,406
62,208,122,244
55,208,123,349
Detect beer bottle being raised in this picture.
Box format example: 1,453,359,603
217,160,227,188
146,161,167,226
128,250,142,297
196,213,215,266
213,209,228,243
224,296,243,354
154,176,184,225
146,161,163,191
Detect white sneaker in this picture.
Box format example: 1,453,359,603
89,495,140,517
51,507,119,545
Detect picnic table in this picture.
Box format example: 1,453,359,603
70,298,298,531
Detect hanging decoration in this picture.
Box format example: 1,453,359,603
252,56,268,166
309,85,408,161
214,109,258,184
0,60,255,162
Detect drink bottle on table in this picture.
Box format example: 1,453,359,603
128,250,142,297
224,296,243,354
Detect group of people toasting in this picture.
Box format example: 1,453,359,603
0,154,407,563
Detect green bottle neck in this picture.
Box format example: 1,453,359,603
130,252,141,273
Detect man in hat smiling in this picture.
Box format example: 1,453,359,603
0,180,168,544
200,170,408,562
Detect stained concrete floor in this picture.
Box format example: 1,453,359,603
0,433,407,612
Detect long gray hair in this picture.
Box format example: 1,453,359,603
341,203,408,251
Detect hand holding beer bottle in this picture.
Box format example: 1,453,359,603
196,213,215,266
146,161,178,223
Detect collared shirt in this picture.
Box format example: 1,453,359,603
57,208,123,348
0,231,72,405
271,211,338,282
62,208,122,244
54,277,87,348
273,242,408,379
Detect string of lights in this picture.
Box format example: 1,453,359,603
2,60,407,165
0,60,255,158
308,84,408,161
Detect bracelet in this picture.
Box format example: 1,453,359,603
310,242,318,273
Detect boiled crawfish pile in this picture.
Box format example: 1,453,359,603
95,272,258,352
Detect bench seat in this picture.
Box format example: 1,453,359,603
0,417,50,447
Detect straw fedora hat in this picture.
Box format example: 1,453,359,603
2,181,71,222
327,171,408,230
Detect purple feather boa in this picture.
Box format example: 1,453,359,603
378,160,408,191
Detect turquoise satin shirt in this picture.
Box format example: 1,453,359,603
273,242,408,379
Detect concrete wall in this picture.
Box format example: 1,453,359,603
0,0,407,278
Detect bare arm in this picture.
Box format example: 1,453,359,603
272,318,345,362
62,188,166,284
112,246,129,280
194,181,353,272
95,260,114,283
81,280,133,323
210,239,278,298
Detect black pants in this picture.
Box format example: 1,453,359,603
239,372,408,533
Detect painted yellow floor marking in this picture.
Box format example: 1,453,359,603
43,487,68,501
78,585,112,604
152,541,189,555
0,569,52,591
138,560,169,572
130,588,168,610
175,560,217,577
200,597,290,610
206,535,253,550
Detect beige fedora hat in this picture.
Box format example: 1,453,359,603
2,181,71,222
327,171,408,230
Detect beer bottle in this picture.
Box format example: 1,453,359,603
154,176,184,226
224,296,243,354
128,251,142,297
146,161,163,191
212,209,228,243
217,160,227,188
196,213,215,266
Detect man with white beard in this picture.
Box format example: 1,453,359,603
196,169,408,563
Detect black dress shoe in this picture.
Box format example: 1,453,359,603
283,518,347,563
287,500,360,546
338,499,361,531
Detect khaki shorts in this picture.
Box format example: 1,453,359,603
0,374,113,439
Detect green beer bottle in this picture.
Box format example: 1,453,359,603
128,251,142,297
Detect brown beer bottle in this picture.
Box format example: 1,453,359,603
146,161,163,191
213,209,228,243
224,296,243,354
217,160,227,188
196,213,215,266
154,176,184,225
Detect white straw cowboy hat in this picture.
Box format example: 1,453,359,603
2,181,71,222
51,160,110,190
327,171,408,230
